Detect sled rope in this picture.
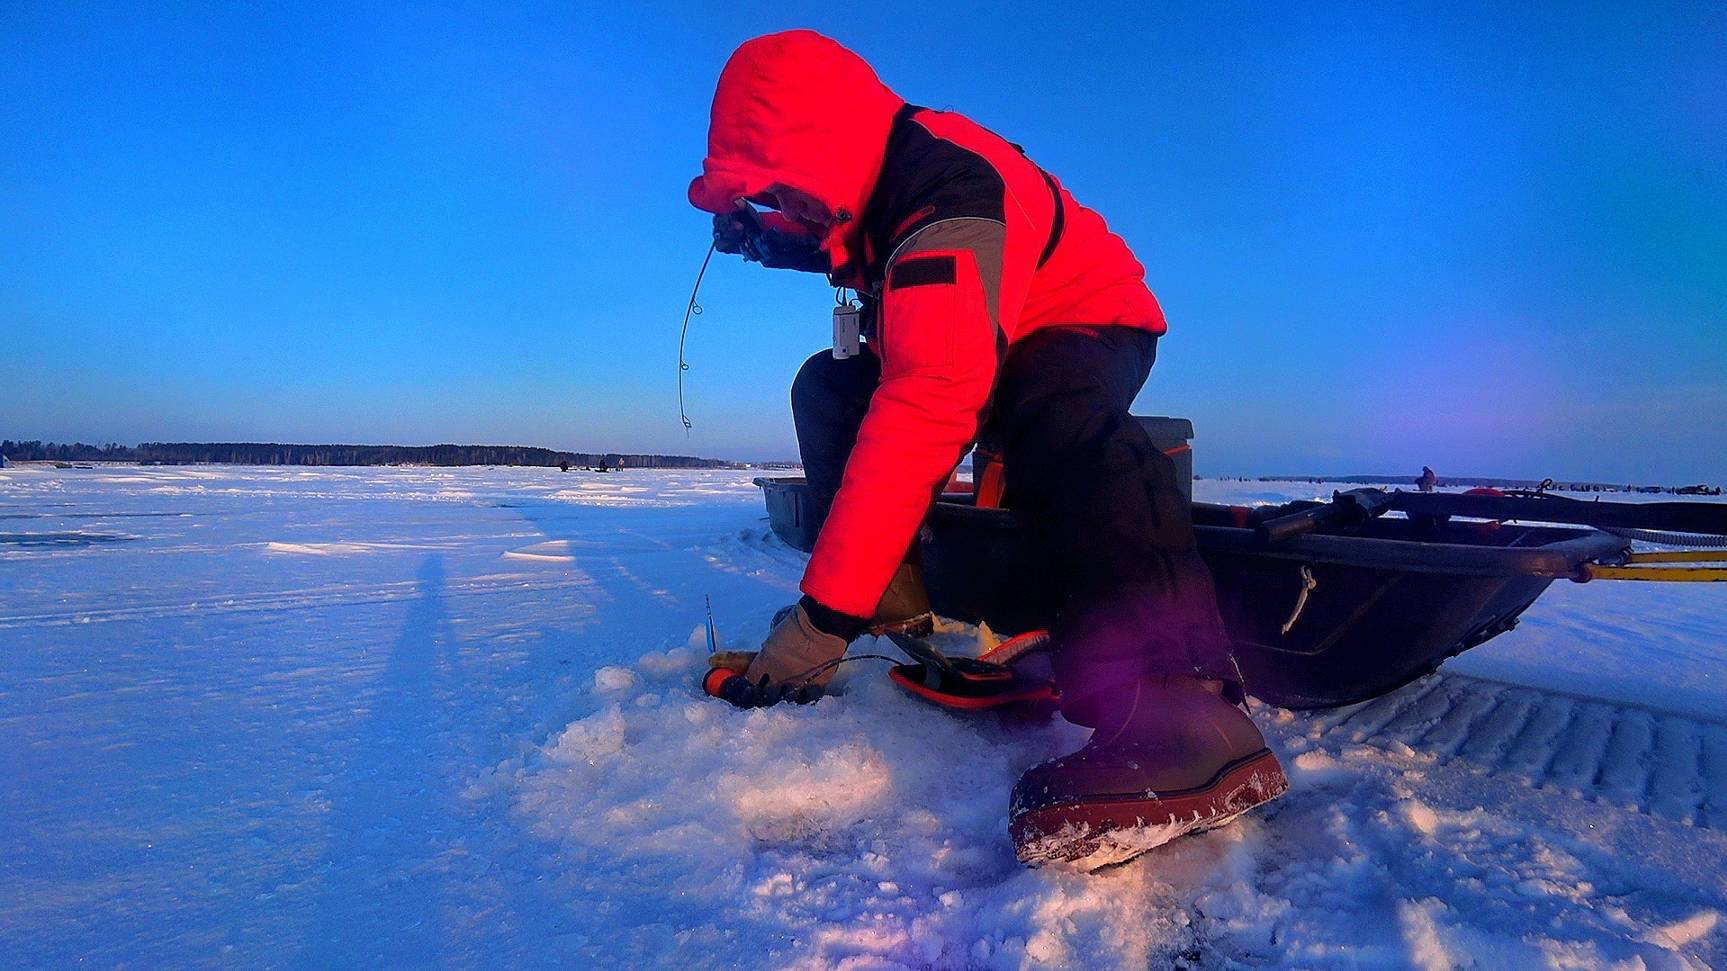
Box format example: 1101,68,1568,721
1279,565,1317,635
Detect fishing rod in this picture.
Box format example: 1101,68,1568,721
676,242,716,435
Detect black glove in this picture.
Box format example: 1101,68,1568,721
705,669,823,709
711,211,829,273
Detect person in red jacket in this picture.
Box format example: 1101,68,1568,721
690,30,1286,866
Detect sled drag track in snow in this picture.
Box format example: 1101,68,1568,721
1302,673,1727,830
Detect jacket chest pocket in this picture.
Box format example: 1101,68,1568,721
878,250,987,376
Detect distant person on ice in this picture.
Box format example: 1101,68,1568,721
688,30,1285,864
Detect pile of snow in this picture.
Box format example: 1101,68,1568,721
492,637,1235,967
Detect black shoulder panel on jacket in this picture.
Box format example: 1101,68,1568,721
862,106,1008,276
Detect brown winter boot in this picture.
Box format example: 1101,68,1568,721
1009,675,1288,869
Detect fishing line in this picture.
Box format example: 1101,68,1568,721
677,241,717,434
783,653,905,689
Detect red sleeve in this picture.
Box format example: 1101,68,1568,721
800,230,1016,618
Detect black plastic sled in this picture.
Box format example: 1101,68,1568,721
754,434,1724,710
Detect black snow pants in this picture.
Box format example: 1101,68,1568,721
791,325,1239,723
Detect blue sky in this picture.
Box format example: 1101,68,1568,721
4,3,1723,481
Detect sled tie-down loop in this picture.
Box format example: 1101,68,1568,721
1280,565,1317,635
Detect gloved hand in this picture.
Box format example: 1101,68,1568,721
742,602,849,691
712,210,829,273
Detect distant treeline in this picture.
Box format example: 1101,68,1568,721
1,440,733,469
1252,473,1720,496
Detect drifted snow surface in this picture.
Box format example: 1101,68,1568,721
2,465,1725,969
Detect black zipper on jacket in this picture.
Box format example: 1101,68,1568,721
1035,168,1064,270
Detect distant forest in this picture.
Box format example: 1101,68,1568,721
0,440,733,469
1253,473,1719,495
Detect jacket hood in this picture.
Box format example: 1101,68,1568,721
689,30,905,275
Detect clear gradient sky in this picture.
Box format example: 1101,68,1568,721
4,3,1723,481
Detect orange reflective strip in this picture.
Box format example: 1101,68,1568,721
976,458,1006,509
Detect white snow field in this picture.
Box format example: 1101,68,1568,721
2,465,1724,969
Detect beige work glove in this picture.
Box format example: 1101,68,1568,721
742,603,849,691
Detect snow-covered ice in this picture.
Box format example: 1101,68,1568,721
2,465,1724,968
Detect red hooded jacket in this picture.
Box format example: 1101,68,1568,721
690,30,1167,619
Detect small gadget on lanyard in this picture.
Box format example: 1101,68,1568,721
832,288,861,359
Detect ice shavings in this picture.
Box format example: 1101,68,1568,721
592,666,638,692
